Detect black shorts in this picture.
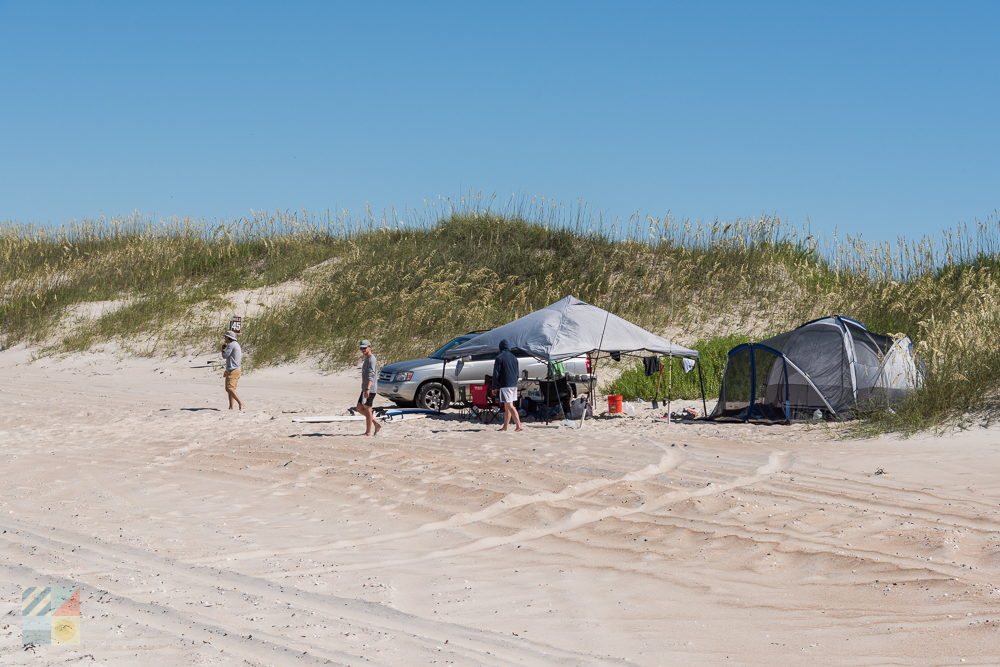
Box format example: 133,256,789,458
357,391,375,407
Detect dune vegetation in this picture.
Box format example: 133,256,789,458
1,197,997,432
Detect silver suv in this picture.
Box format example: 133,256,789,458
377,333,594,410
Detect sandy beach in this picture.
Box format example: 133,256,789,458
2,345,998,665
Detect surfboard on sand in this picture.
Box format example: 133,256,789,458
292,415,364,423
380,408,442,417
293,408,443,424
379,411,432,422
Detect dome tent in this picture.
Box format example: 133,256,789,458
709,315,921,423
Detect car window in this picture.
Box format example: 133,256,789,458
429,335,476,360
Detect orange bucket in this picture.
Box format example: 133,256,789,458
607,395,623,414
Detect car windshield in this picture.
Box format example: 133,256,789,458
429,335,476,360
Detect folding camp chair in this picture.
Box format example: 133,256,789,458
455,384,474,419
469,383,501,424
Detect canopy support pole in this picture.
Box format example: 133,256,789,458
584,310,612,423
580,350,601,428
697,358,708,417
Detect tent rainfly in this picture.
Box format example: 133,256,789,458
709,315,921,423
442,296,699,362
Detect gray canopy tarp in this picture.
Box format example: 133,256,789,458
442,296,698,361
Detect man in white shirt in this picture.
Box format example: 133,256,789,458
357,339,380,436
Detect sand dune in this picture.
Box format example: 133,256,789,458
1,346,998,665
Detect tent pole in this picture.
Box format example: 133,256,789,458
587,310,611,420
697,358,708,417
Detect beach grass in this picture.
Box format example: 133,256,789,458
1,197,997,431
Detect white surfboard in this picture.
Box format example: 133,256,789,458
292,415,365,423
293,408,442,424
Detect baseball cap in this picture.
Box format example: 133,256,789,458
359,339,371,348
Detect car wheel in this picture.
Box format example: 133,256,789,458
416,382,451,411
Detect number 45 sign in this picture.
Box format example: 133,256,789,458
229,316,243,334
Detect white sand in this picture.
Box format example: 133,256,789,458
1,346,998,665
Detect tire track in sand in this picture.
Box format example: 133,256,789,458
0,515,629,666
282,449,790,576
192,443,686,566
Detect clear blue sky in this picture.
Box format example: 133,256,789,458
1,1,997,239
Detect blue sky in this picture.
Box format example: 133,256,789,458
1,1,997,239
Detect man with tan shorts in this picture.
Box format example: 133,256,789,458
221,331,245,411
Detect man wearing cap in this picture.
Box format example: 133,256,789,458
357,339,380,436
221,330,245,411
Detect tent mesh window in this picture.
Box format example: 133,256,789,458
715,345,753,419
712,345,790,422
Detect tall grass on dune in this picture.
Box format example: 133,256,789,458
0,211,347,352
1,198,997,430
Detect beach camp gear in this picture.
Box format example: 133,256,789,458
651,363,665,409
667,408,697,421
647,356,665,409
469,384,501,423
442,295,706,423
569,397,591,420
538,377,574,423
709,315,921,423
